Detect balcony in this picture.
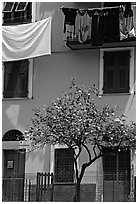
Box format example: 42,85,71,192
62,4,136,50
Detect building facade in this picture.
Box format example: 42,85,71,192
2,2,136,202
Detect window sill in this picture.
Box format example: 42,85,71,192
2,97,33,101
100,92,135,96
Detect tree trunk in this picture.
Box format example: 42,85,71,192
74,181,81,202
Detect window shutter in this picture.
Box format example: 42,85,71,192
3,62,15,98
103,52,116,93
117,51,130,93
103,51,130,94
17,60,29,97
3,60,29,98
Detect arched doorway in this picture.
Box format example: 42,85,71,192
3,129,26,201
3,129,25,141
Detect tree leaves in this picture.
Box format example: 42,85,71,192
26,79,136,153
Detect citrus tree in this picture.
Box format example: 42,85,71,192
26,78,136,201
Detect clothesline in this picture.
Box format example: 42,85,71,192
59,3,135,12
61,3,136,45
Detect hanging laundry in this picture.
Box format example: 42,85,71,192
75,10,91,43
132,5,136,33
61,7,77,40
120,3,136,41
2,17,52,61
104,7,120,43
90,9,107,46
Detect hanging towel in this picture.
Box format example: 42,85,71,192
2,17,52,61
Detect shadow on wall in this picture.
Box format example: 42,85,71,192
25,144,51,173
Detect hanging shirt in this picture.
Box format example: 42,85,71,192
62,7,77,34
75,10,91,43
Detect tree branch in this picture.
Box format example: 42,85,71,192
74,158,79,181
78,151,102,184
93,144,97,157
74,145,82,160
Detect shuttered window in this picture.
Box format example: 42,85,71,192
55,148,74,183
3,60,29,98
103,51,130,94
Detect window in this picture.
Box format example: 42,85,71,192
2,2,32,25
54,148,74,183
3,59,32,99
3,129,24,141
103,51,130,93
99,47,135,95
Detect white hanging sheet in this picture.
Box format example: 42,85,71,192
2,17,52,61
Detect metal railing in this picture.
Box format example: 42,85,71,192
2,173,54,202
2,172,134,202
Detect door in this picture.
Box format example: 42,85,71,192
3,149,25,201
103,149,130,202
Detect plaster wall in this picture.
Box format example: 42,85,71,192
2,2,136,175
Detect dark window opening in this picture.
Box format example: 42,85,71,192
3,2,15,12
3,60,29,98
103,50,130,94
3,129,24,141
15,2,28,11
3,2,32,25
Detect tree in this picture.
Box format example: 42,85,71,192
26,78,136,201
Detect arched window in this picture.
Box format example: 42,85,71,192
3,129,24,141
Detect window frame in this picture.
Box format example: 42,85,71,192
99,47,135,95
2,2,36,25
54,148,75,184
2,59,33,100
3,2,15,13
14,2,28,12
2,2,32,25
